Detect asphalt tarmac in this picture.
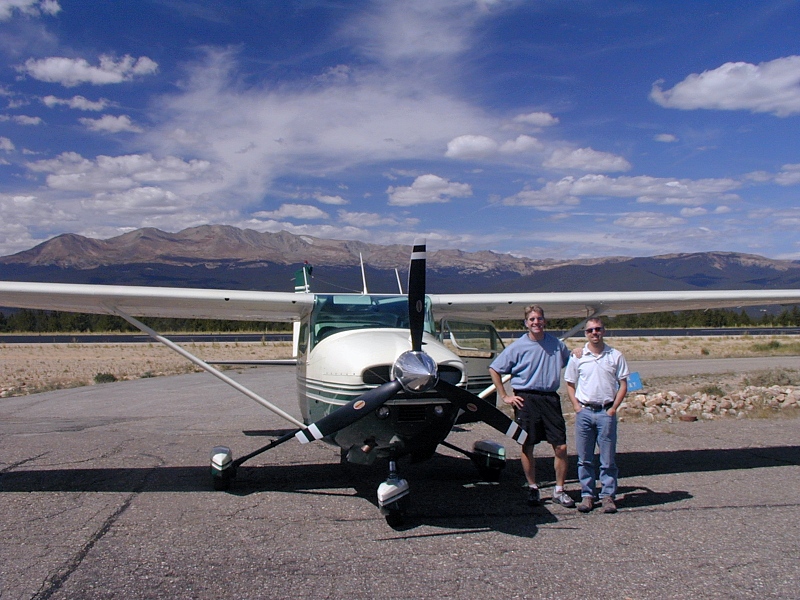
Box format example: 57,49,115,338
1,362,799,599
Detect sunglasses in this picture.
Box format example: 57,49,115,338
585,327,604,333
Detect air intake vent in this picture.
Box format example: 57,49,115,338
397,405,427,422
363,365,392,385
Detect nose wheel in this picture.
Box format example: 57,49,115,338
377,460,409,527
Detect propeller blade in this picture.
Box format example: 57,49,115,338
408,240,427,352
434,380,529,446
295,379,403,444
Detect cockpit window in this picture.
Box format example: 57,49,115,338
310,294,434,345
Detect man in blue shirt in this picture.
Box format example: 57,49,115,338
489,305,575,508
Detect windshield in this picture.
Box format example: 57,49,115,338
310,294,434,345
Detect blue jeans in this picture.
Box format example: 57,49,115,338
575,408,618,499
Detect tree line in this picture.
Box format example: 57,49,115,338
0,309,291,333
1,305,799,333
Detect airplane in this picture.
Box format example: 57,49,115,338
2,240,800,526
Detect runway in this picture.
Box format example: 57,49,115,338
1,363,798,599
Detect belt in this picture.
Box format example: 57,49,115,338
514,389,559,396
580,402,613,411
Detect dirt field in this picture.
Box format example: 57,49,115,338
1,333,798,398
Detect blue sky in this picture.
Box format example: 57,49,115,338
2,0,800,260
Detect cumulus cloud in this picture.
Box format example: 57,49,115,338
445,134,499,158
446,133,542,158
20,54,158,87
543,147,632,172
651,56,800,117
0,0,60,20
83,187,186,216
253,203,329,220
337,210,418,227
42,95,110,111
504,174,740,209
0,136,14,152
387,174,472,206
79,114,143,133
27,152,212,192
314,193,349,205
614,212,686,229
513,112,559,127
499,134,543,153
774,163,800,186
0,114,41,125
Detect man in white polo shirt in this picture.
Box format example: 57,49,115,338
565,317,629,514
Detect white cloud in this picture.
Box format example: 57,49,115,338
20,54,158,87
775,163,800,186
27,152,213,192
543,147,631,172
343,0,504,63
680,207,708,217
314,193,349,205
253,203,329,220
82,187,186,216
651,56,800,117
445,134,499,158
504,174,740,208
654,133,678,143
0,0,60,20
1,114,42,125
42,95,110,111
614,212,686,229
387,174,472,206
0,136,14,152
499,134,543,153
445,133,544,158
337,210,417,227
513,112,559,127
79,114,143,133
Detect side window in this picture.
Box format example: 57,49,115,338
296,320,309,355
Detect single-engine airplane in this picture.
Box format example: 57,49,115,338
1,241,800,525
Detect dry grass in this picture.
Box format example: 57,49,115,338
598,333,800,360
1,334,798,398
0,340,293,396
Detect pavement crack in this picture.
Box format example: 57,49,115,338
29,457,165,600
0,451,50,474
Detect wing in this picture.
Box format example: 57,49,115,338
428,289,800,321
0,281,314,321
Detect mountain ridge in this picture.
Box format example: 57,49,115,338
1,226,799,294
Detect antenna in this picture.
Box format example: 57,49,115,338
360,253,368,294
395,268,403,294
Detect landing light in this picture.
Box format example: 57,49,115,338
376,406,390,419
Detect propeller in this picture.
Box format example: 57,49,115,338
408,241,427,352
434,380,528,445
294,380,402,443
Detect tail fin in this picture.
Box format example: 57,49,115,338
294,262,312,293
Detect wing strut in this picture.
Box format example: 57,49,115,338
107,305,306,429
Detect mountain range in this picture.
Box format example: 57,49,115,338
2,225,800,295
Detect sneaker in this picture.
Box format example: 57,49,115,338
527,486,541,506
577,496,594,513
602,496,617,514
552,490,575,508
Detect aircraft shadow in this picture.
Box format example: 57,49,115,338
2,444,797,536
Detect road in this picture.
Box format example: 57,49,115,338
0,327,798,344
1,362,798,599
